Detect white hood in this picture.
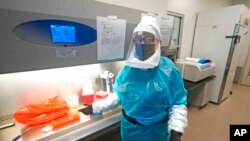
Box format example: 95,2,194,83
125,15,162,69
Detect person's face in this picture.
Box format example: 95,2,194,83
133,32,156,45
133,32,159,61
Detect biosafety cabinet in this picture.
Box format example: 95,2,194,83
0,0,143,74
0,0,168,140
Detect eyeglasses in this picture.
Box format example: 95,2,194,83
133,35,155,44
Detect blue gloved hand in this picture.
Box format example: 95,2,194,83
169,130,182,141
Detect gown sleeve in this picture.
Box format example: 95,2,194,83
168,65,188,133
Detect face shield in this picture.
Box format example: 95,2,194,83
134,32,157,61
126,16,162,69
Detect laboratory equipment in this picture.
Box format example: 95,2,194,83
175,59,215,82
0,0,145,74
0,0,167,140
82,80,94,105
99,71,114,93
192,4,249,103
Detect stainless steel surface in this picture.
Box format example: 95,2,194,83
0,107,121,141
0,119,15,130
0,61,125,121
51,110,121,141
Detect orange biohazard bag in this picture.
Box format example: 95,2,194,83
13,97,69,126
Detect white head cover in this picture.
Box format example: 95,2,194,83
125,15,162,69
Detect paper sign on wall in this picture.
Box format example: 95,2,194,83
160,15,174,46
96,16,126,60
141,13,174,47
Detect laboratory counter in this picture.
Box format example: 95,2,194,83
0,76,215,141
0,106,122,141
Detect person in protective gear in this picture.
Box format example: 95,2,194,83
81,15,188,141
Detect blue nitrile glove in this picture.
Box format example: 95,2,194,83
169,130,182,141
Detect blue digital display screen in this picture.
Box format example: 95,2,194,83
50,25,76,43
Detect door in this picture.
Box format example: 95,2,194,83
220,25,247,100
192,24,235,103
241,48,250,86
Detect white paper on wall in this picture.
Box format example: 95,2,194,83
97,16,126,60
160,15,174,46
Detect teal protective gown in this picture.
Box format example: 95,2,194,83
113,57,187,141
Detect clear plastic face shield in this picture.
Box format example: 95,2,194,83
125,16,162,69
134,31,157,61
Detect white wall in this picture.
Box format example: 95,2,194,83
168,0,233,59
96,0,168,15
0,0,166,18
0,0,168,17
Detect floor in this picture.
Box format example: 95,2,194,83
182,84,250,141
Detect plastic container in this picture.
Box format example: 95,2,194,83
82,86,94,105
95,91,109,99
82,90,94,105
66,95,79,108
